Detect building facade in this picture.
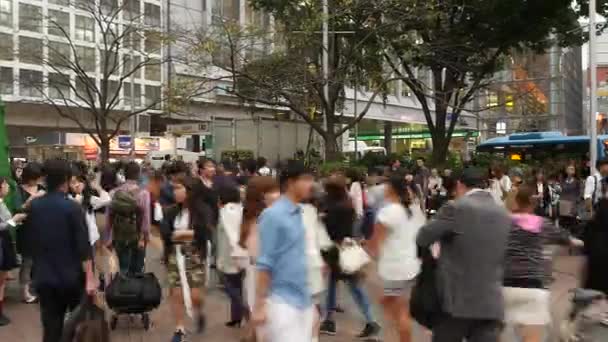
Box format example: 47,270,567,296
0,0,164,159
477,45,584,139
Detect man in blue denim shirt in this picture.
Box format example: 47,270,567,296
253,160,313,342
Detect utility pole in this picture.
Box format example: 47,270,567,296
590,0,598,171
129,0,137,157
322,0,329,159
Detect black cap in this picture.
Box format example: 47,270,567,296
458,167,487,189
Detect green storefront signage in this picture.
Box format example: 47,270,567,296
351,130,479,141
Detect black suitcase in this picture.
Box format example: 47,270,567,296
106,272,161,330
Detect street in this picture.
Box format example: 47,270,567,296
0,237,584,342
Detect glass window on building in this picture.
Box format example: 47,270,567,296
144,30,160,54
125,0,140,20
75,15,95,42
123,54,142,78
0,34,13,61
124,25,143,51
102,79,120,101
0,67,12,95
145,59,160,81
401,81,411,97
144,3,160,26
48,0,70,6
75,46,96,72
48,41,71,68
48,10,70,37
19,36,43,64
145,85,160,108
19,69,43,97
0,0,12,28
496,120,507,135
48,73,70,99
75,75,96,99
19,4,42,33
100,0,118,14
100,50,119,75
123,82,141,107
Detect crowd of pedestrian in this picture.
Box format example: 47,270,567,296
1,154,608,342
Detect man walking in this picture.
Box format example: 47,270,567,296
106,161,150,274
28,159,96,342
252,160,314,342
417,168,510,342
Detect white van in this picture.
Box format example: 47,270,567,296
342,141,387,160
147,150,206,169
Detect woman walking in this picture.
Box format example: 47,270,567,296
368,174,425,342
504,185,579,342
238,176,280,341
319,176,381,340
69,170,111,246
16,162,45,304
161,176,211,342
0,177,27,326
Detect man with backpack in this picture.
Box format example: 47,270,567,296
106,162,151,275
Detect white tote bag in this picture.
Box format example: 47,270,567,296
338,238,371,275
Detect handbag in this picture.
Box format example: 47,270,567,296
61,296,110,342
338,238,370,275
410,247,443,329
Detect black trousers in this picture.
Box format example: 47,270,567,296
38,286,82,342
432,316,502,342
221,271,245,322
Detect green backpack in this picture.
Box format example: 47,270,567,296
110,190,140,244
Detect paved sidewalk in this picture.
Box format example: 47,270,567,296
0,243,584,342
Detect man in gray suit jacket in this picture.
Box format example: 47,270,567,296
417,167,510,342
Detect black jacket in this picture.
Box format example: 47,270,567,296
160,202,211,256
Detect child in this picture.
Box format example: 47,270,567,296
216,185,247,327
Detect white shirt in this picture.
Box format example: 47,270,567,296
217,203,245,274
70,190,111,245
376,202,425,281
174,209,190,231
349,182,364,218
301,204,332,295
489,176,511,204
584,173,603,202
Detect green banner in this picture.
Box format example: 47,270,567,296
351,130,479,141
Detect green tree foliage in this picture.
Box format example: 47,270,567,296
219,0,395,160
367,0,584,165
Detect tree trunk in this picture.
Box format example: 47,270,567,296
323,133,340,161
431,135,450,167
384,121,393,154
99,139,111,163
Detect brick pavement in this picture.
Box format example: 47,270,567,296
0,243,584,342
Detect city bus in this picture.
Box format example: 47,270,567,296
476,131,608,163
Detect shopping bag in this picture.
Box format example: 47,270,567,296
410,247,443,329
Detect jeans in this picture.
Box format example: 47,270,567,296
115,242,145,275
432,316,502,342
38,286,82,342
221,271,245,322
325,271,374,323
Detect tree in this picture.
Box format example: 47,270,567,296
22,1,168,161
368,0,584,165
195,0,396,160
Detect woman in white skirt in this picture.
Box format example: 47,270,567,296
504,185,581,342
